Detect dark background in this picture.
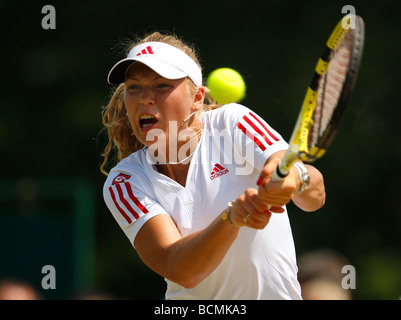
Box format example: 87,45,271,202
1,0,400,299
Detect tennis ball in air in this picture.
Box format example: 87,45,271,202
206,68,246,104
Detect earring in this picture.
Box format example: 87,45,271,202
181,112,195,127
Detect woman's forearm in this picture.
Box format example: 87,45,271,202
165,213,240,288
292,164,326,212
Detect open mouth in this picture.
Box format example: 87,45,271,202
139,114,158,130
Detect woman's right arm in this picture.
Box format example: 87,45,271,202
134,188,271,288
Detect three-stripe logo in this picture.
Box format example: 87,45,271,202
136,46,154,56
236,112,279,151
108,173,148,224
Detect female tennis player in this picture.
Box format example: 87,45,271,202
101,32,326,300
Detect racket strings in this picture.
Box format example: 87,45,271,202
309,29,353,149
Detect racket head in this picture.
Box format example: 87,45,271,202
291,15,365,165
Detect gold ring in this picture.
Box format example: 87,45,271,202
243,214,251,223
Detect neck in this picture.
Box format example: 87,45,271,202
164,150,195,165
156,161,190,187
147,115,202,186
147,113,202,165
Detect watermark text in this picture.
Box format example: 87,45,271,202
41,5,56,30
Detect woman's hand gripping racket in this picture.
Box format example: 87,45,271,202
273,15,365,183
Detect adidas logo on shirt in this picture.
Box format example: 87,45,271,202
210,163,229,180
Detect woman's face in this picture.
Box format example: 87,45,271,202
124,62,203,149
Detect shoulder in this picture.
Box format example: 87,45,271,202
103,149,150,192
201,103,256,129
102,149,159,225
204,103,253,119
102,150,171,246
202,104,278,135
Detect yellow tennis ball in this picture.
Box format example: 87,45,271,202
206,68,246,104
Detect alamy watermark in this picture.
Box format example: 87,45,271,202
41,5,56,30
143,121,255,176
41,265,56,290
341,265,356,290
342,5,357,29
38,264,355,293
40,5,356,31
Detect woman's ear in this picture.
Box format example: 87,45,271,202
192,86,206,112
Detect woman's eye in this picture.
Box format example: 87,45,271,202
156,83,170,89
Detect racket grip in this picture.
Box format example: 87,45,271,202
266,162,290,210
267,166,287,210
272,165,288,182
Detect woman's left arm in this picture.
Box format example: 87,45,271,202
292,163,326,212
257,150,326,212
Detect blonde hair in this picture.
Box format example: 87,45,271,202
100,32,219,175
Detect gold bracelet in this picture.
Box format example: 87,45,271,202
221,201,234,224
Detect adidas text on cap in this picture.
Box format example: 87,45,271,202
107,42,203,86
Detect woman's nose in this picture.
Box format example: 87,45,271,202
140,86,155,106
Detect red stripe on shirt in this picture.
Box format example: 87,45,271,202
124,182,149,214
249,112,279,141
243,115,273,146
108,186,132,224
236,122,266,151
115,183,141,220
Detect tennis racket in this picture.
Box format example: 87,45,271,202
273,15,365,181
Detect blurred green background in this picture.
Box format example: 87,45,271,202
0,0,400,299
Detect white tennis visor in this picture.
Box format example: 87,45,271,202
107,41,202,86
